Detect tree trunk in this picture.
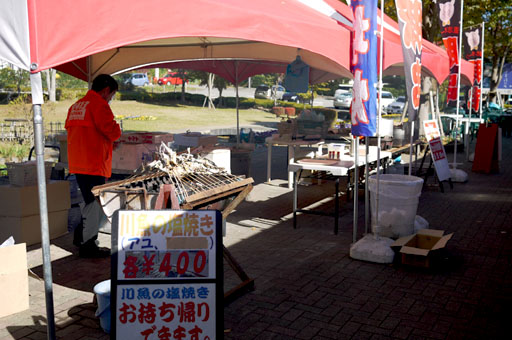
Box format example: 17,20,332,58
180,81,186,104
489,46,509,104
207,73,215,110
418,77,435,138
44,69,57,102
218,88,223,108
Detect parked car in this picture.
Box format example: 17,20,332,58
386,96,406,114
334,84,353,97
281,92,309,104
333,91,353,109
254,85,285,100
377,90,395,112
124,73,149,86
158,72,185,85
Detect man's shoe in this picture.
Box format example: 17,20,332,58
79,240,110,258
73,222,83,247
79,246,110,258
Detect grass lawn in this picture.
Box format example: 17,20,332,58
0,99,280,133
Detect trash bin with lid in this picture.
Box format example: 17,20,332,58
369,174,424,238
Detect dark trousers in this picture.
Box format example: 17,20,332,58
74,174,106,245
75,174,105,205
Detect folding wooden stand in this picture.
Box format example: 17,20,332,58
154,183,255,305
416,144,453,192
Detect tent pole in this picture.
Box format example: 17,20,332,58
353,136,359,243
30,72,56,340
479,21,485,121
453,0,464,169
235,61,240,148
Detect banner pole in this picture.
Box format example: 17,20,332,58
479,21,485,121
353,137,359,243
466,87,473,161
408,120,414,175
453,0,464,168
375,0,384,237
365,139,369,235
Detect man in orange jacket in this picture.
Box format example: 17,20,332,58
65,74,121,258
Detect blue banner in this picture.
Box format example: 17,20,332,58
350,0,377,136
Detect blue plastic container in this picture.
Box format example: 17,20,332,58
93,280,111,333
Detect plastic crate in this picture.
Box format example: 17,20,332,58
297,120,328,138
6,161,53,186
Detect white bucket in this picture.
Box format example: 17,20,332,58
369,174,424,238
93,280,111,334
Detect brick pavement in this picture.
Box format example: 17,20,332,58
0,134,510,339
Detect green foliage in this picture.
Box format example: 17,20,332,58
57,88,88,101
56,72,87,88
0,67,30,92
0,141,32,164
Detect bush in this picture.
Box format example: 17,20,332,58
57,88,87,101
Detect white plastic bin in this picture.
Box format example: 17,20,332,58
93,280,111,334
369,174,424,238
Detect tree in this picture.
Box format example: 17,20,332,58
462,0,512,104
382,0,512,104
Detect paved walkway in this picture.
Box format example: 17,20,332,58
1,134,511,339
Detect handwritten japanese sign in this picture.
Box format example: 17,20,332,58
112,210,222,339
423,120,451,181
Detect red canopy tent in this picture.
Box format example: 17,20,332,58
0,1,357,337
322,0,474,85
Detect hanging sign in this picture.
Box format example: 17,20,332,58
283,56,310,93
349,0,377,136
463,24,483,112
423,120,451,181
111,210,223,340
437,0,461,107
395,0,423,121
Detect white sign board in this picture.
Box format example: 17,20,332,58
423,120,451,181
112,210,222,340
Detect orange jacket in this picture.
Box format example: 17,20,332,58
65,90,121,177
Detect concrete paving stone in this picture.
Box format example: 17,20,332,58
9,327,35,340
349,330,374,340
26,332,47,340
294,326,321,339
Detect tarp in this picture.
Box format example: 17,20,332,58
0,0,353,82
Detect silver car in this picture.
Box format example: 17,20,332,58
386,96,406,114
334,92,353,109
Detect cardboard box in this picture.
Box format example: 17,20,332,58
0,181,71,217
0,243,29,318
56,134,68,163
392,229,453,268
173,132,217,147
117,132,173,145
112,143,159,171
0,210,69,247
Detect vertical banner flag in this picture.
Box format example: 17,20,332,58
350,0,377,136
395,0,423,121
463,24,483,112
437,0,461,106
